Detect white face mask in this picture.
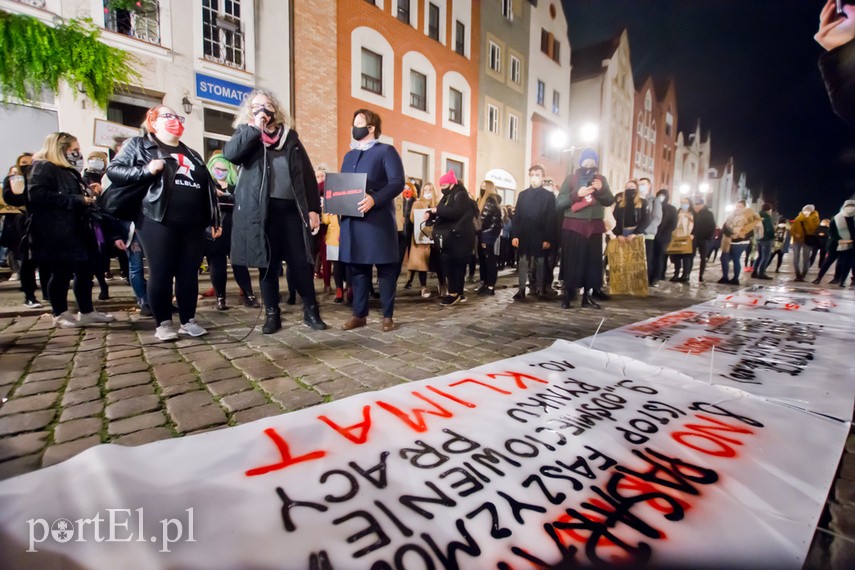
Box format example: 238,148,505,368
639,184,650,197
87,159,105,172
802,210,812,217
843,206,855,216
423,192,432,200
530,175,543,188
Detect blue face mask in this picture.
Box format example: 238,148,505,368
681,204,690,211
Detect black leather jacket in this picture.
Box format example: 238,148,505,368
106,134,220,227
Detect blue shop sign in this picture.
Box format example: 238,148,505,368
195,73,253,107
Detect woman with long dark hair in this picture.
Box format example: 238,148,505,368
107,105,221,341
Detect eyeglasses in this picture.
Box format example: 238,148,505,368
157,113,185,124
251,104,276,112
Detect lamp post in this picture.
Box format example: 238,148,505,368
551,123,599,176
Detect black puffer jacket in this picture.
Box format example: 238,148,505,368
432,184,476,259
479,194,503,244
223,124,320,268
27,160,96,263
106,134,220,227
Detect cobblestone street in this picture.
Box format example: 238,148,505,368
0,263,853,567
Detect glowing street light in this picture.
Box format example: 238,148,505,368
580,122,599,145
679,184,691,195
725,203,735,213
549,129,569,151
699,182,710,194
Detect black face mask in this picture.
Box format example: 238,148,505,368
253,108,275,122
352,126,370,141
18,164,31,177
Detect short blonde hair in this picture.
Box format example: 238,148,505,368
37,132,77,169
233,89,291,129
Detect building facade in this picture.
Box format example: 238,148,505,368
525,0,571,185
630,76,678,192
332,0,479,192
569,29,633,188
672,121,712,204
476,0,530,206
0,0,289,167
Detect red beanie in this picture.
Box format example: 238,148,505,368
439,170,457,186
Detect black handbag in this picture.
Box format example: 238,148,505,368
100,180,149,221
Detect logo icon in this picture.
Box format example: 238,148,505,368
51,519,74,543
171,154,195,177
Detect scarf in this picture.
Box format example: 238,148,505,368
261,125,286,149
350,139,378,152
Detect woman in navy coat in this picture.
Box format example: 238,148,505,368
339,109,405,332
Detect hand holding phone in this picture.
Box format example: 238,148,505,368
817,0,855,51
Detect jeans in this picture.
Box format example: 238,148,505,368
127,235,148,306
791,242,815,277
755,240,773,275
721,243,749,280
518,254,545,293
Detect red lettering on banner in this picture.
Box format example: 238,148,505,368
617,475,691,515
425,385,477,408
670,414,754,457
376,392,454,432
701,315,731,328
448,378,513,394
245,428,327,477
318,406,373,445
628,311,697,335
668,336,722,355
486,371,550,389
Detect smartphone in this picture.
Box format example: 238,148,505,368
838,0,851,16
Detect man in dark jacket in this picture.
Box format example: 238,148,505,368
817,0,855,125
691,197,717,282
512,164,558,300
654,189,678,282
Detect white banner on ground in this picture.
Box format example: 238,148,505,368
0,340,848,569
585,287,855,421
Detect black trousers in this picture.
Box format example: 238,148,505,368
562,230,604,291
478,240,498,287
137,216,205,325
694,240,711,278
816,249,840,281
440,252,467,296
350,262,398,318
261,200,316,310
48,260,94,316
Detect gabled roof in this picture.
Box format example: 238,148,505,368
571,35,620,81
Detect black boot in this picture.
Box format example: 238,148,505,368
303,304,327,330
243,294,260,308
262,307,281,334
581,290,601,309
286,290,296,305
591,288,611,301
216,296,228,310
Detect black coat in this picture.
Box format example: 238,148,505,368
819,38,855,126
223,125,320,268
479,195,503,244
27,160,96,263
691,207,717,241
106,134,220,227
1,175,28,256
512,186,558,257
655,203,678,245
432,184,476,259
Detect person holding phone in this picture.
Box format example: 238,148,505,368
817,0,855,124
106,105,222,341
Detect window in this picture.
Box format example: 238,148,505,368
501,0,513,20
449,87,463,124
540,29,549,54
552,90,560,114
428,3,440,41
536,80,545,106
203,0,245,69
361,48,383,94
508,113,519,141
510,55,521,84
410,70,427,111
446,159,464,181
397,0,410,23
364,0,375,4
666,111,674,137
104,0,161,45
489,41,501,73
203,108,237,161
455,21,465,56
487,104,499,134
552,39,560,64
635,151,641,167
663,147,668,160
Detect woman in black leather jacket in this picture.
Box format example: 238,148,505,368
106,105,221,342
476,180,503,295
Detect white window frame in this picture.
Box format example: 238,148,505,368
509,55,521,84
442,151,469,188
442,71,471,136
92,0,173,59
501,0,513,21
487,104,500,135
351,27,394,110
450,0,472,59
508,113,519,141
489,41,502,73
424,1,446,46
401,51,436,124
536,80,545,107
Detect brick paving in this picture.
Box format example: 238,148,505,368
0,262,853,567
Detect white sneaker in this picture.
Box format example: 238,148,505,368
155,320,179,341
8,273,19,282
53,311,79,328
77,311,116,324
178,318,207,337
420,288,431,299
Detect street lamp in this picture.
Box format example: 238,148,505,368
725,203,735,213
679,184,690,195
549,130,569,151
699,182,710,194
181,96,194,114
579,122,599,145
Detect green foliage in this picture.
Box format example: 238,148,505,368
0,10,139,109
106,0,158,12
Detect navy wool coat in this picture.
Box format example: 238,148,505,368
339,143,405,265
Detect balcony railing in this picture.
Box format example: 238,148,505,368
361,74,382,95
104,1,161,45
14,0,47,8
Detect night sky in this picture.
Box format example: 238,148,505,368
562,0,855,219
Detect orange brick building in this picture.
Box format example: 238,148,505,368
630,76,678,192
294,1,480,193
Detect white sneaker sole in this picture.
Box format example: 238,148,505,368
178,328,207,337
155,332,179,341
